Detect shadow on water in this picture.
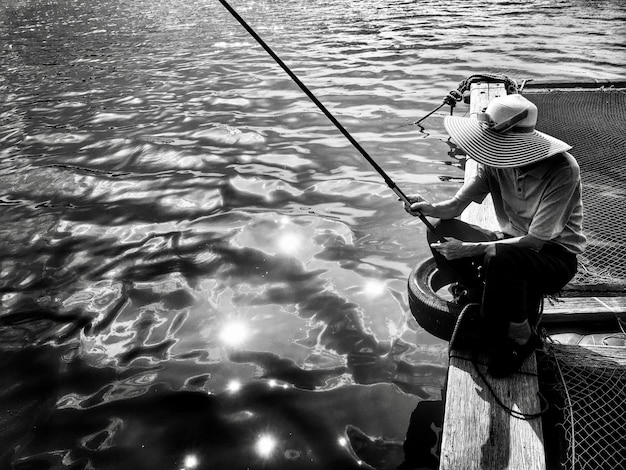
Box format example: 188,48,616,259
0,169,445,469
0,345,375,469
0,181,446,469
0,339,444,469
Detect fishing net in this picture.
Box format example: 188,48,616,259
526,86,626,469
524,87,626,293
538,342,626,470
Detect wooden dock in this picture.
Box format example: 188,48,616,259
440,81,547,470
439,350,545,470
438,81,626,469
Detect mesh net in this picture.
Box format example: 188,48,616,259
538,342,626,470
524,88,626,292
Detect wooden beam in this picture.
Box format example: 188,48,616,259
522,79,626,90
459,82,504,232
469,81,507,114
442,82,546,470
440,351,546,470
542,296,626,323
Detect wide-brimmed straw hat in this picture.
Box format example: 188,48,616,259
444,94,571,168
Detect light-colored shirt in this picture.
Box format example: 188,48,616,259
456,152,586,254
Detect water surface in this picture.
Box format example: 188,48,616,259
1,0,624,468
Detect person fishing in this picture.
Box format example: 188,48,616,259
217,0,585,378
404,94,586,378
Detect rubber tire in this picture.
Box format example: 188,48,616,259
408,257,463,341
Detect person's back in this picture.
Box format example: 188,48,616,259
457,152,586,254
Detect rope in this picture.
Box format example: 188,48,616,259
413,90,463,125
448,299,549,420
457,73,519,95
545,340,577,466
542,327,626,469
447,352,549,420
447,302,479,354
473,357,548,420
413,72,518,125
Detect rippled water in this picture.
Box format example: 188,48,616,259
1,0,624,468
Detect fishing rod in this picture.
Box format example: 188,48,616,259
217,0,440,236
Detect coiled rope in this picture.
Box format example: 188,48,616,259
448,300,549,420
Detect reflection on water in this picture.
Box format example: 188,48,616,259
0,0,624,468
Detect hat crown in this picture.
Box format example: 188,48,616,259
485,94,537,132
444,93,572,168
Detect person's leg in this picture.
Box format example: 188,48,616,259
481,243,577,331
481,243,577,376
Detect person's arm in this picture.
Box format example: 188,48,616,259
404,194,472,220
430,234,545,260
403,192,545,259
404,160,490,220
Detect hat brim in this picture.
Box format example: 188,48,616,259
444,115,571,168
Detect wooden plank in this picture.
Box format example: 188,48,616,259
460,160,499,232
440,351,546,470
523,79,626,90
469,81,506,114
442,81,545,470
542,296,626,323
459,82,504,233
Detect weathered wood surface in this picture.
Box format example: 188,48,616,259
469,81,507,112
442,82,546,470
460,159,500,232
523,79,626,90
459,82,504,233
440,350,546,470
543,296,626,321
